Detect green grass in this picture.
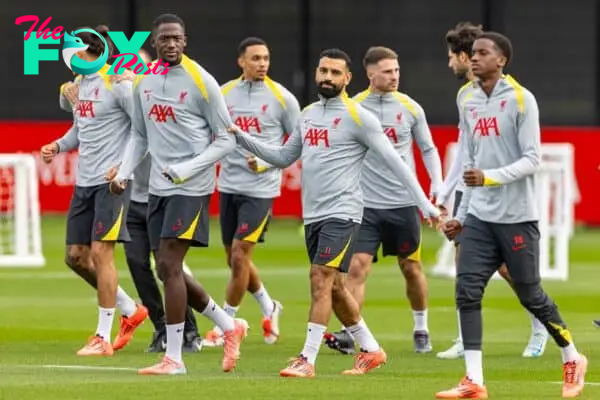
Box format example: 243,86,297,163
0,216,599,399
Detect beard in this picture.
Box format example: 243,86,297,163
317,82,343,98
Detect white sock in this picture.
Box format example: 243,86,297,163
345,319,380,352
413,309,428,332
457,309,463,342
560,343,580,363
96,307,115,343
202,297,235,332
340,325,355,341
528,311,546,333
165,322,185,363
116,286,137,318
300,322,326,364
223,302,239,319
465,350,484,386
252,284,275,317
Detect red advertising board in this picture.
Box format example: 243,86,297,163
1,122,598,224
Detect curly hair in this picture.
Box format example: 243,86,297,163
445,22,483,56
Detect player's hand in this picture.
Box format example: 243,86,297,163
104,165,120,181
437,204,449,218
247,155,259,172
109,179,127,195
110,69,136,83
424,215,441,229
40,142,59,164
463,168,485,186
227,125,242,135
441,219,462,240
62,83,79,105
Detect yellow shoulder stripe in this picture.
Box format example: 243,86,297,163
505,75,524,113
133,59,158,89
392,92,418,117
354,89,370,103
264,76,287,110
302,102,317,113
457,81,472,98
181,55,209,101
340,92,362,126
97,64,113,91
221,76,242,96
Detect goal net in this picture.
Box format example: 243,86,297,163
431,143,578,281
0,154,45,267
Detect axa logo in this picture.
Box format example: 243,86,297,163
15,15,169,76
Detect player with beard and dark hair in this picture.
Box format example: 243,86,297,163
230,48,440,378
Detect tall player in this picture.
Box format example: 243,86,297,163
230,48,440,377
41,25,148,355
435,21,549,360
436,32,587,399
325,46,442,355
111,14,247,375
203,37,299,347
62,49,203,353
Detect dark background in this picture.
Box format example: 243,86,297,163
3,0,597,125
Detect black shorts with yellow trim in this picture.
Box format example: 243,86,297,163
304,218,361,273
66,183,131,245
219,193,272,246
147,194,210,251
354,206,422,262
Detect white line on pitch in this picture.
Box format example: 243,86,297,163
41,364,140,372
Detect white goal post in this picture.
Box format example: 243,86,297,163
431,143,578,281
0,154,45,267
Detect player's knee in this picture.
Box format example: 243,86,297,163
513,282,546,309
455,275,484,311
156,258,181,283
310,265,336,297
332,273,346,297
230,242,251,273
347,254,370,284
399,259,422,281
90,242,115,266
65,247,87,270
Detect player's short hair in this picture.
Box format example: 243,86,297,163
445,21,483,56
76,24,114,58
238,37,267,56
152,13,185,32
319,48,352,69
363,46,398,68
478,32,513,66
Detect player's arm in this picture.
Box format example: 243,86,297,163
437,126,467,206
163,70,236,183
481,93,541,185
411,103,443,198
55,124,80,152
58,76,81,112
113,80,134,120
454,113,475,225
234,118,302,168
356,110,439,218
115,83,148,182
253,90,302,173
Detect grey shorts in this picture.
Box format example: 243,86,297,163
354,206,422,262
219,193,272,246
66,183,131,245
457,214,541,285
304,218,361,273
147,194,211,251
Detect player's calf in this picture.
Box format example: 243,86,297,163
399,259,432,353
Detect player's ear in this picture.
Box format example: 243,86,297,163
459,51,470,64
498,55,507,69
237,56,244,70
345,70,352,86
